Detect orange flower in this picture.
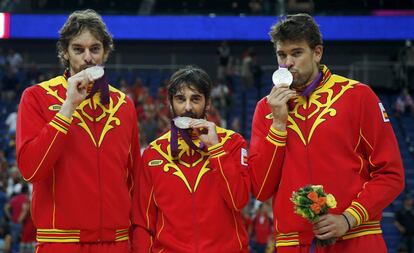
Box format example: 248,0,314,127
307,191,319,203
317,197,326,207
311,203,321,214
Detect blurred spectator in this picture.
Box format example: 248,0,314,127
5,106,17,135
0,183,8,223
19,201,35,253
241,207,252,238
6,167,21,198
0,48,7,69
152,81,171,138
1,66,19,102
394,88,414,117
217,41,231,81
287,0,314,14
131,77,145,104
240,47,255,134
4,183,29,253
249,0,263,14
211,80,230,126
141,107,158,147
400,40,414,89
394,194,414,253
230,117,241,133
397,245,410,253
0,151,8,175
241,47,254,89
250,203,273,253
251,52,263,101
5,135,16,166
206,106,222,127
0,220,11,253
6,49,22,75
118,77,135,100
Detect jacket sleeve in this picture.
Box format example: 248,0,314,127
248,99,287,201
16,88,71,182
345,86,405,225
208,133,250,211
131,148,157,253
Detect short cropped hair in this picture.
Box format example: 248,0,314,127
269,13,322,50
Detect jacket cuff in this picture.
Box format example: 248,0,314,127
208,142,226,159
345,201,369,226
49,113,72,134
266,126,287,147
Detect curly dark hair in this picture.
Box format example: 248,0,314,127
56,9,114,67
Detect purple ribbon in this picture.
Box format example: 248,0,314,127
300,71,322,97
310,239,316,253
64,68,110,105
85,70,109,105
170,121,205,159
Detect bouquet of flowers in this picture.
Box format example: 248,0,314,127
290,185,337,246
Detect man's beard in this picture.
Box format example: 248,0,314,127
290,80,307,92
290,72,312,92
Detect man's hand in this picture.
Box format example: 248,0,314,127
267,84,296,131
313,213,354,240
189,119,219,148
59,71,93,118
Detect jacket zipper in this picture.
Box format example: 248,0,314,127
305,97,312,183
191,150,200,253
92,97,103,241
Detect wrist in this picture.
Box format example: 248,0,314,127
342,212,356,230
271,121,286,132
341,213,351,232
59,100,77,118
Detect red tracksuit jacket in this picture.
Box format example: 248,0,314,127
16,75,141,243
132,127,250,253
249,65,405,247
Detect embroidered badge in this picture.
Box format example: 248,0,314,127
48,104,61,111
241,148,248,166
378,102,390,122
148,160,163,166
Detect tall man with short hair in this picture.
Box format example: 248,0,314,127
249,13,405,252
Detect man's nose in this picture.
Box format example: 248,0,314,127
285,55,294,68
184,100,192,111
83,49,93,63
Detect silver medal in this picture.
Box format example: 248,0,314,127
272,68,293,87
84,65,105,81
173,117,192,129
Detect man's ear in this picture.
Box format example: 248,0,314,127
63,51,69,60
169,103,175,117
103,50,110,63
205,99,211,113
313,45,323,63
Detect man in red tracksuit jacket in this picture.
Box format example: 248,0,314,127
249,14,405,252
131,66,250,253
16,9,141,253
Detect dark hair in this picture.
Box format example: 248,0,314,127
167,66,212,102
56,9,114,67
21,183,29,194
269,13,322,50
